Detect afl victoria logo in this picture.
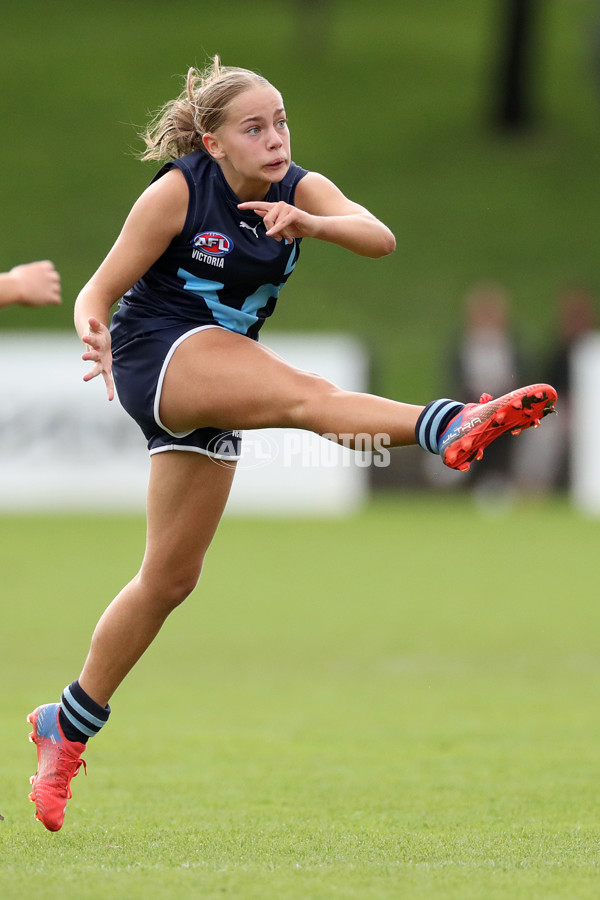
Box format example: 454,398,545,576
192,231,233,256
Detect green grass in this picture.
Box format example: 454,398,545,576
2,497,600,898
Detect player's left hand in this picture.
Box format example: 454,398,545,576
237,201,317,242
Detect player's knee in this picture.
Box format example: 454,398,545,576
166,569,202,609
140,563,203,612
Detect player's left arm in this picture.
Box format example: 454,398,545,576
237,172,396,258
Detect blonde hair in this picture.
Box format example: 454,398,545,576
141,56,272,161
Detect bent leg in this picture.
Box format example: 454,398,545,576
78,451,235,707
159,328,423,447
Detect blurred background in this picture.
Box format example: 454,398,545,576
1,0,599,505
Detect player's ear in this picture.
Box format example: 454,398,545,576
202,133,225,160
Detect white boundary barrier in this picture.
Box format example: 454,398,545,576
0,332,369,515
572,333,600,515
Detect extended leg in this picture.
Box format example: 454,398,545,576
158,330,557,470
158,328,423,446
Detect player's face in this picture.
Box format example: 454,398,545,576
205,85,291,199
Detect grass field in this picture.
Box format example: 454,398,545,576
1,496,600,898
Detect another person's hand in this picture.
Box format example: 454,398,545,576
5,260,62,307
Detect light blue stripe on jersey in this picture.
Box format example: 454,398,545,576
62,685,107,733
284,242,299,275
178,269,280,336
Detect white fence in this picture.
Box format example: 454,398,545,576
572,333,600,515
0,332,370,515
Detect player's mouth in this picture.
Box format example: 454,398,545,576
264,158,287,170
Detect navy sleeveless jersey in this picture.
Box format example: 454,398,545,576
118,151,308,340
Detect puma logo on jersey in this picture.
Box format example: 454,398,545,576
239,221,260,238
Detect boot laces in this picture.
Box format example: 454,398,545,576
52,751,87,798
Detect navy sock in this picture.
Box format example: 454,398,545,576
59,680,111,744
415,399,464,454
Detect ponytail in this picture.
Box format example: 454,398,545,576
141,56,271,161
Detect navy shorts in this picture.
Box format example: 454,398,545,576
111,317,242,460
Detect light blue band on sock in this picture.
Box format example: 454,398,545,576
417,399,459,454
60,702,97,738
61,684,107,735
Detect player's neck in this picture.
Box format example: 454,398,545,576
218,163,271,203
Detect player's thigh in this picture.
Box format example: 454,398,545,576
159,327,335,433
140,449,236,594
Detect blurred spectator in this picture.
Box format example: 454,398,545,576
517,283,597,492
450,281,525,494
0,260,61,309
450,280,523,400
545,283,596,404
424,280,525,501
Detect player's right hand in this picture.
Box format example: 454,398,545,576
81,316,114,401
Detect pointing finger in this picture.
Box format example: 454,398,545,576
237,201,273,212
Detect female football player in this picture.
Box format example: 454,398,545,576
27,57,556,831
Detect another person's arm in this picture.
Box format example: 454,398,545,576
0,260,61,308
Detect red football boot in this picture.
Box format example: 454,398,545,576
27,703,86,831
440,383,557,472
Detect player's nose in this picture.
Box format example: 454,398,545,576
266,126,283,149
